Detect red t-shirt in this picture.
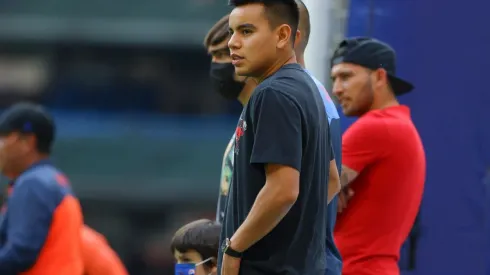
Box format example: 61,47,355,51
334,105,425,275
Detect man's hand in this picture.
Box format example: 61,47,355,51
337,187,354,213
337,165,358,212
221,254,241,275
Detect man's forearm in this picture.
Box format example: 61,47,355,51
341,165,359,188
230,185,295,252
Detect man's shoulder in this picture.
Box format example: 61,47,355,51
349,107,416,138
304,71,340,120
251,82,300,108
348,113,387,134
15,166,74,202
258,64,312,93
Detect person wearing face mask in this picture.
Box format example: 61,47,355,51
171,219,221,275
203,14,256,223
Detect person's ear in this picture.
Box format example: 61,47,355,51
276,24,293,49
294,30,301,49
21,135,36,153
373,68,389,89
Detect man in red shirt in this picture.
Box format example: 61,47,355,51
330,37,425,275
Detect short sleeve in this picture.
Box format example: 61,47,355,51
249,88,302,171
342,116,389,173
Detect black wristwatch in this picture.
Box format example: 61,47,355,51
222,238,243,258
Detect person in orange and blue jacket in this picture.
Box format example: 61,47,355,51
0,102,84,275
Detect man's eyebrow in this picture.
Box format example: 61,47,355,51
229,23,257,32
332,70,354,77
209,47,229,55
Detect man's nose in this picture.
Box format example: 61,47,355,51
332,80,343,98
228,34,239,50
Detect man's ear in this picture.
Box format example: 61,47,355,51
374,68,389,89
276,24,293,49
294,30,301,49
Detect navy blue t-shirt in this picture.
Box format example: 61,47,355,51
218,63,332,275
305,70,342,275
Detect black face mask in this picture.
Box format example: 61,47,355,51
209,62,245,100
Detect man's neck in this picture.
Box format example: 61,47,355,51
237,78,257,106
296,53,305,68
8,154,49,179
372,100,400,110
370,92,400,111
254,53,296,84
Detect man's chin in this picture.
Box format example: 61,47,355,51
343,108,366,117
342,108,354,117
234,67,251,78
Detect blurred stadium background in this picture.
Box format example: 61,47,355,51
0,0,488,274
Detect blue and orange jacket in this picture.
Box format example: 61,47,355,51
0,159,84,275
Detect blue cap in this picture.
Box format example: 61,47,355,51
331,37,414,95
0,102,55,152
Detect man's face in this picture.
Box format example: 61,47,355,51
331,63,375,117
0,133,32,176
174,249,216,275
228,3,278,77
208,38,232,64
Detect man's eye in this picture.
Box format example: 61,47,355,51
241,29,251,35
342,75,351,81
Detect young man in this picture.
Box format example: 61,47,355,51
219,1,339,275
206,3,342,273
82,225,129,275
0,102,84,275
170,219,221,275
330,37,425,275
203,14,256,223
294,1,343,274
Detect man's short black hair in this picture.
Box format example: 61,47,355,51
229,0,300,44
203,14,230,48
170,219,221,267
295,0,310,52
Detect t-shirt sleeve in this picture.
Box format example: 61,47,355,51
342,116,389,173
249,88,302,171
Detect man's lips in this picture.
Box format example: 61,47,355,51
231,53,244,65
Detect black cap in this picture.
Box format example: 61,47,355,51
331,37,414,95
0,102,55,152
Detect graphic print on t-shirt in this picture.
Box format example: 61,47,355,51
220,135,235,196
216,134,235,223
234,118,247,155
